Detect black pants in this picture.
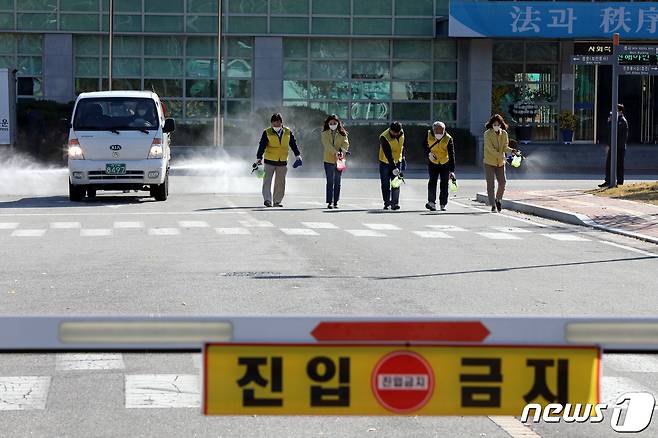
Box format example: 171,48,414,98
379,161,400,207
604,145,626,184
428,162,450,206
324,162,342,205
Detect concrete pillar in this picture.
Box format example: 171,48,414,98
253,37,283,110
466,39,493,164
43,34,74,103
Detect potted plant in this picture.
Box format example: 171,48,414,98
511,100,537,144
557,110,578,144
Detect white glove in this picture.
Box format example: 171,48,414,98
429,152,437,161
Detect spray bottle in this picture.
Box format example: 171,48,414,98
251,162,265,179
449,175,458,193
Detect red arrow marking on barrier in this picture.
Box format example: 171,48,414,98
311,321,490,343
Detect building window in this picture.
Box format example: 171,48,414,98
0,33,43,99
283,37,458,124
492,40,560,142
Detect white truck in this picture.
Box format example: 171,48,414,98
67,91,175,201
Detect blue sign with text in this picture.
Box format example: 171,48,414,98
449,1,658,39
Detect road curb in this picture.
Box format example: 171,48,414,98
475,193,658,245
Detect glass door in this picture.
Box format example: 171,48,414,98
574,65,596,142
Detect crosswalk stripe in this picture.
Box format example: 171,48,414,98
216,227,251,235
11,229,46,237
426,225,468,232
239,220,274,228
55,353,125,371
0,376,51,411
178,221,209,228
541,233,590,242
0,222,19,229
604,354,658,373
346,229,386,237
148,228,181,236
125,374,200,409
477,232,522,240
113,221,144,229
50,222,81,229
280,228,319,236
413,231,454,239
490,226,532,233
80,229,113,237
488,416,540,438
363,223,401,231
302,222,339,229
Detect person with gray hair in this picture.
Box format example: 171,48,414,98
423,121,455,211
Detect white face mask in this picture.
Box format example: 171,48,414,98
273,126,283,133
435,133,444,140
493,125,501,132
329,124,338,131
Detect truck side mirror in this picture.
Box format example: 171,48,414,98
163,118,176,134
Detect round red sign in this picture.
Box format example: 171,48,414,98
371,350,435,413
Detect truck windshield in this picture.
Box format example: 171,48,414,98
73,97,159,131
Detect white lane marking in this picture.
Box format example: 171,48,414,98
280,228,319,236
216,227,251,235
451,200,550,228
541,233,590,242
50,222,81,229
600,241,658,257
426,225,468,232
363,223,401,231
192,354,202,370
125,374,200,408
488,416,540,438
413,231,454,239
80,229,113,237
11,229,46,237
605,354,658,373
0,376,51,411
114,221,144,229
239,220,274,228
178,220,209,228
302,222,339,229
601,376,656,405
0,222,19,229
346,230,386,237
148,228,181,236
55,353,125,371
0,211,249,217
491,226,532,233
477,232,522,240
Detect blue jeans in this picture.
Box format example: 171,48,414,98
324,162,342,205
379,161,400,207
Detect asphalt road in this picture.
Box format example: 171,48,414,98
0,171,657,437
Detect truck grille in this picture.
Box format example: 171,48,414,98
88,170,145,181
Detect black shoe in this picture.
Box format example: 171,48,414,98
391,204,401,211
491,206,497,213
333,204,338,209
274,203,283,208
425,202,436,212
440,205,446,211
495,200,502,212
327,204,333,209
598,182,609,188
383,204,390,210
264,200,272,207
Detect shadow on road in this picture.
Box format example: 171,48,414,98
0,195,150,209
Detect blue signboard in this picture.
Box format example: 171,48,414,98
449,1,658,39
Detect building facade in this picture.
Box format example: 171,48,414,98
0,0,657,144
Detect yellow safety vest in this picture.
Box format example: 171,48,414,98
378,129,405,165
427,130,452,165
263,127,292,162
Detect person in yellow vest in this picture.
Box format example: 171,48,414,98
256,113,302,207
378,121,405,210
321,114,349,209
424,121,456,212
483,114,519,213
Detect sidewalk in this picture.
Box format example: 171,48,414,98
475,189,658,244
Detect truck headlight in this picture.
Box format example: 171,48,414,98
68,145,85,160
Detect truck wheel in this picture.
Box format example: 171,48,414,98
151,173,168,201
69,181,85,202
86,188,97,199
